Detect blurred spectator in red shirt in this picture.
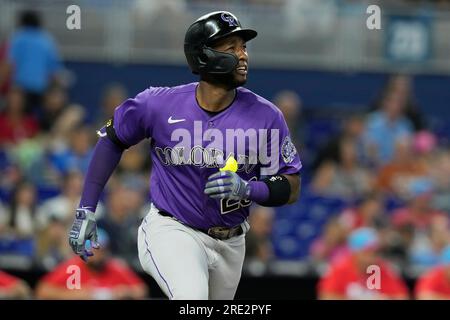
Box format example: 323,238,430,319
336,193,407,267
0,270,31,299
415,245,450,300
317,228,409,300
0,87,39,146
35,229,148,299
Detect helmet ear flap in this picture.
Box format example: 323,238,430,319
193,47,209,74
198,48,209,65
202,47,238,74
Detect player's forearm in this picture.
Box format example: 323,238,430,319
247,173,300,206
79,137,123,211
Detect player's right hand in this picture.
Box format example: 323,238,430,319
68,208,100,262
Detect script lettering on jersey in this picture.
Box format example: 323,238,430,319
156,120,280,175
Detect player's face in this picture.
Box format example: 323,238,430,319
211,35,249,88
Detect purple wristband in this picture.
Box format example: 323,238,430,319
248,180,270,203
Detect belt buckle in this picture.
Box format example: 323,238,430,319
207,227,230,240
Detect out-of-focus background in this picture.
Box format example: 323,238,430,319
0,0,449,300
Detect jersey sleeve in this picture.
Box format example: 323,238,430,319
107,88,154,148
260,109,302,176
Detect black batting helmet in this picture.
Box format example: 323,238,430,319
184,11,257,75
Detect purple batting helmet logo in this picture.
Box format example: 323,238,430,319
221,13,238,27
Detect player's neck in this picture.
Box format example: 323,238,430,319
196,81,236,113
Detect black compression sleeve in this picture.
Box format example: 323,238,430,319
258,175,291,207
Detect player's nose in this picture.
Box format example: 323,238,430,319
237,47,248,62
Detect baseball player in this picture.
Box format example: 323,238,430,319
68,11,302,300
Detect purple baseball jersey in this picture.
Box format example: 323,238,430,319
110,82,301,229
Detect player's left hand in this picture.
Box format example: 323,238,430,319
68,208,100,262
204,171,250,201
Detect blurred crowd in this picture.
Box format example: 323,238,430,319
244,74,450,299
0,9,449,300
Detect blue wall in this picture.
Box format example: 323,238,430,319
66,61,450,123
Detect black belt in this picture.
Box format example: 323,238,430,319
158,209,243,240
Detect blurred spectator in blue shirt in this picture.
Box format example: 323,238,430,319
7,10,63,113
364,90,413,166
371,74,425,131
49,125,94,175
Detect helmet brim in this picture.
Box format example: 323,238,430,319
208,28,257,46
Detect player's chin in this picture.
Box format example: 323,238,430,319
233,71,248,86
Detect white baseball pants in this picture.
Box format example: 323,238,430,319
137,204,249,300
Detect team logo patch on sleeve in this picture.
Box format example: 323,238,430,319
281,136,297,164
96,126,107,138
